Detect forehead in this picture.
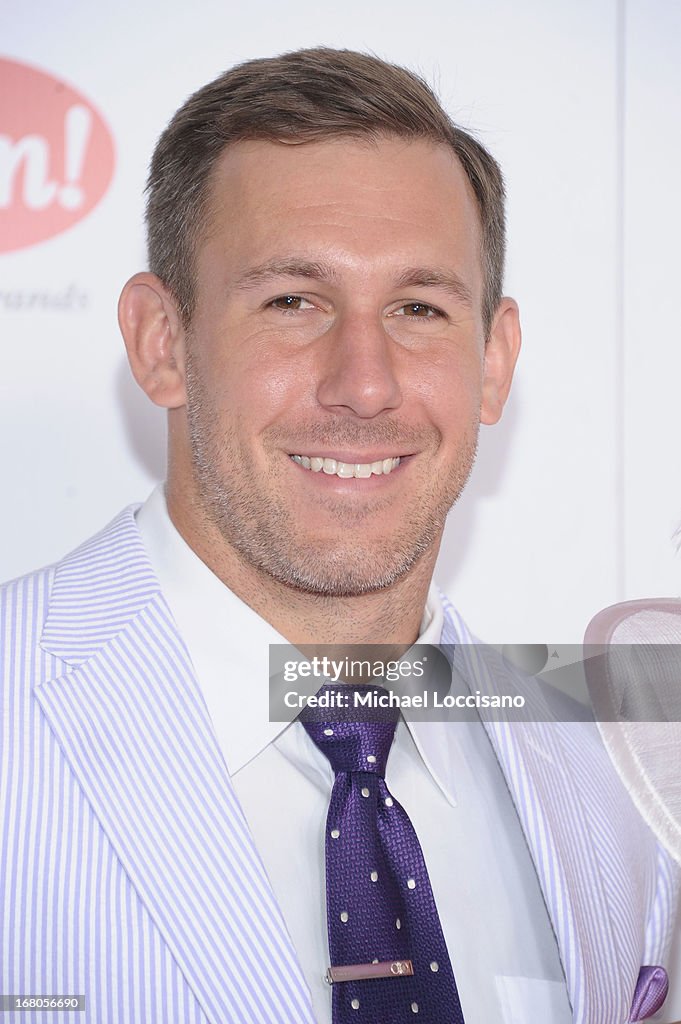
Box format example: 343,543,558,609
197,136,483,289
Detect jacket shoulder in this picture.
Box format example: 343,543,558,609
0,562,59,686
0,504,146,682
0,561,58,633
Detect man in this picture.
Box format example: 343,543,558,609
1,48,677,1024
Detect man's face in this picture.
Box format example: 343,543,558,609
180,136,506,596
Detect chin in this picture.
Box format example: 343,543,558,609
255,541,429,598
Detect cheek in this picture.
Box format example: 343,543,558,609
411,351,484,423
203,339,314,430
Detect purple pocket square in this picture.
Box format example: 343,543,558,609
629,965,669,1021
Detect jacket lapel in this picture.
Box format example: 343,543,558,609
36,506,315,1024
439,600,656,1024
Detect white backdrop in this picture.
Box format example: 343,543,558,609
2,0,680,646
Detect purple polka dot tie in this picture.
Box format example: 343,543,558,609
302,686,466,1023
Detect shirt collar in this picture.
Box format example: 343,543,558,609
135,484,449,787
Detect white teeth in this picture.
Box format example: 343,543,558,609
291,455,401,478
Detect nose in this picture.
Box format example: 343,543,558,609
315,312,403,418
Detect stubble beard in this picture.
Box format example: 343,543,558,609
184,355,480,598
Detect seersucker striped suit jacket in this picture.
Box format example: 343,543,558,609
1,504,679,1024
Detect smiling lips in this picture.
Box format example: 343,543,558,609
290,454,401,479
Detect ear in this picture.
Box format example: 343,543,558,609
480,297,521,425
118,272,187,409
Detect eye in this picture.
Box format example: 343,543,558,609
392,302,444,319
269,295,315,312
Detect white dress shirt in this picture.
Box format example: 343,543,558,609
136,485,572,1024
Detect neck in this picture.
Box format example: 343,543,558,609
165,479,438,653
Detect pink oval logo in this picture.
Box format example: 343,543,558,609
0,58,115,253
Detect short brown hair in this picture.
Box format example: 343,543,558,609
146,47,506,336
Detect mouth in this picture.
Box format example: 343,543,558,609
289,454,404,480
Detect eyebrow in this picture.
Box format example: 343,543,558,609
232,257,474,308
233,258,340,290
393,266,473,308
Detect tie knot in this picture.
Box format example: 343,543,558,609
300,685,398,776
